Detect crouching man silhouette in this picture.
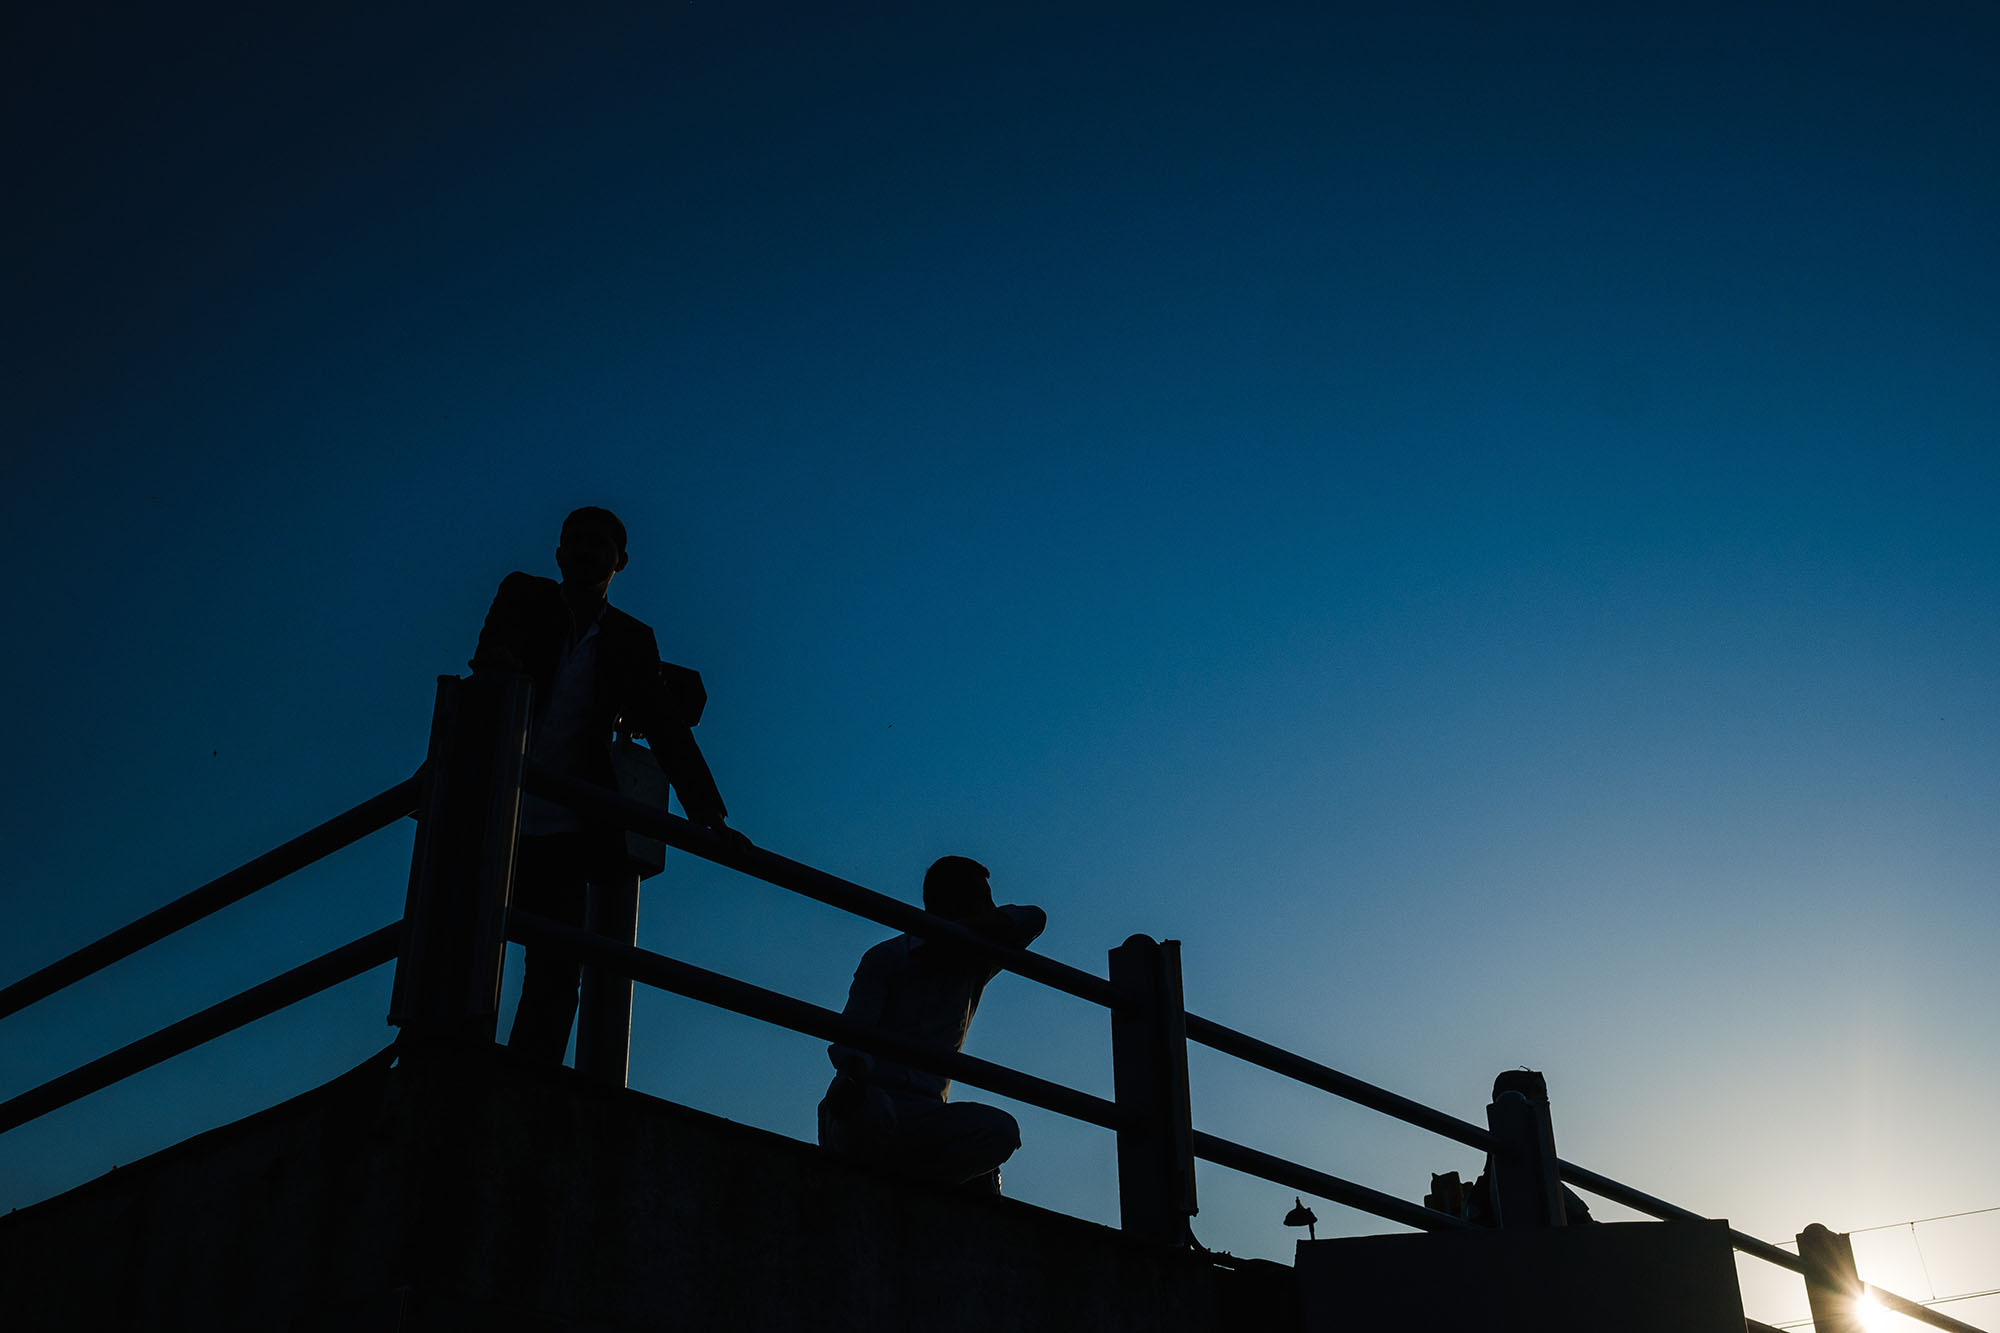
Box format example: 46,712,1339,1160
818,856,1046,1194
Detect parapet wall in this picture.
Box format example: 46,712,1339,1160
0,1044,1295,1331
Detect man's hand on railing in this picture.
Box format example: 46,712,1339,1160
680,793,752,853
701,818,753,853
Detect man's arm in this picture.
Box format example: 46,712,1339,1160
967,905,1046,951
650,725,730,828
621,623,734,832
828,946,893,1077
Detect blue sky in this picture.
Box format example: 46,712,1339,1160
6,3,1998,1323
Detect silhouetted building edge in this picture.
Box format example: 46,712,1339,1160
0,1043,1295,1331
1296,1218,1748,1332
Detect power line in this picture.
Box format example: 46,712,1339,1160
1758,1210,2000,1331
1852,1206,2000,1235
1914,1222,1938,1304
1768,1205,2000,1248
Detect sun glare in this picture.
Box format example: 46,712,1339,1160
1855,1292,1912,1332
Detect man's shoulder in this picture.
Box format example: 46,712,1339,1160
858,935,916,972
494,571,560,602
597,604,660,674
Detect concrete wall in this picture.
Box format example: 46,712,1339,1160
1296,1219,1749,1332
0,1043,1295,1331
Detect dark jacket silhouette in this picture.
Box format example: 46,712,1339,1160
472,570,726,842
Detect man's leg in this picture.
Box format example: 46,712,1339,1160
889,1097,1021,1187
507,834,590,1064
819,1077,896,1156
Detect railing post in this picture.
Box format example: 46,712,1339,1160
1798,1223,1866,1333
1485,1068,1566,1228
575,871,641,1087
388,674,529,1042
1109,934,1197,1248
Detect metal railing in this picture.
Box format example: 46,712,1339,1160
0,777,420,1137
0,671,1984,1333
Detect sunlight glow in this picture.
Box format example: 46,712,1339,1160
1855,1291,1914,1332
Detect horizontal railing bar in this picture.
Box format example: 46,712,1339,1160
1866,1284,1991,1333
523,763,1121,1010
508,909,1121,1131
1555,1159,1804,1273
0,775,422,1023
1189,1129,1472,1234
0,922,403,1137
1183,1012,1498,1154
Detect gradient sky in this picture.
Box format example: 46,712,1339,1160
6,3,1998,1324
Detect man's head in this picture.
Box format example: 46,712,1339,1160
923,855,994,921
557,506,629,589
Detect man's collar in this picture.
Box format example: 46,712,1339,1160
561,589,610,640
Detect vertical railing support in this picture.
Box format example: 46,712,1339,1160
1486,1068,1567,1228
1799,1223,1866,1333
576,871,641,1087
1109,934,1198,1248
389,674,530,1042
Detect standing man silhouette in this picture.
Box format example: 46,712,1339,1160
818,856,1046,1193
471,505,737,1063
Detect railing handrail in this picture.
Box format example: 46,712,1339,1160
1182,1012,1498,1154
0,922,403,1137
0,773,422,1023
523,762,1121,1009
1554,1158,1804,1272
1866,1288,1991,1333
0,770,420,1149
507,909,1122,1129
